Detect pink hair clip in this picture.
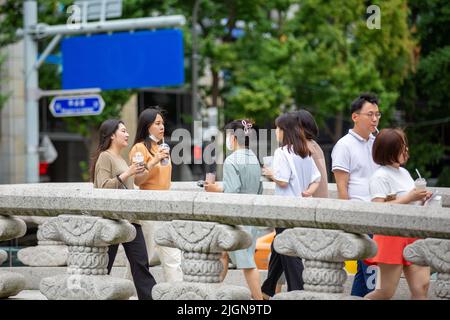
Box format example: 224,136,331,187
241,120,253,134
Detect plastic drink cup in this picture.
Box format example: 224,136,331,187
206,173,216,184
133,152,144,165
414,178,427,191
159,143,170,166
263,156,273,169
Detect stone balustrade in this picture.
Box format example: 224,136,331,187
0,182,449,300
0,215,27,298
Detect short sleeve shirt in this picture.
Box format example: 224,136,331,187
369,166,415,201
223,149,262,195
331,129,379,201
273,146,321,197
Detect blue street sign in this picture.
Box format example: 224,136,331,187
49,94,105,117
62,29,184,90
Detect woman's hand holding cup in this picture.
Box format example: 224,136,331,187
262,166,274,180
407,188,428,202
127,162,145,177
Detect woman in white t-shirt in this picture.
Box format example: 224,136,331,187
364,128,432,300
261,112,321,298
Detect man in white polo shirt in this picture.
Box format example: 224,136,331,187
331,92,381,297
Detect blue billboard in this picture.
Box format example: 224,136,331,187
62,29,184,90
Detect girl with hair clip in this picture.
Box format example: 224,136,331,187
90,119,156,300
261,112,321,299
204,119,264,300
128,107,183,283
364,128,432,300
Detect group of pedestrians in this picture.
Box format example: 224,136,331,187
90,92,434,300
90,108,182,300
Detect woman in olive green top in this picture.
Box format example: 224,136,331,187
89,119,156,300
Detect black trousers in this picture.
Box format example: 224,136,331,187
261,228,304,297
107,223,157,300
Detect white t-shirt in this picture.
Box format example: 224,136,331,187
331,129,379,201
369,166,415,202
273,146,321,197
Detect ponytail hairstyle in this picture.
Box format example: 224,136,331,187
224,119,257,149
133,106,165,156
89,119,124,182
275,113,310,158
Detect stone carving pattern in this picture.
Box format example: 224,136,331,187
152,220,253,299
152,282,251,300
67,246,108,275
0,216,27,298
155,220,252,284
18,221,68,267
39,215,136,300
182,252,223,283
37,226,66,246
273,228,377,298
0,216,27,241
404,239,450,299
302,261,347,293
155,220,252,253
274,228,377,261
40,215,135,246
0,271,26,299
0,250,7,265
40,274,134,300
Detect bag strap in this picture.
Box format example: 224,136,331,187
116,175,128,189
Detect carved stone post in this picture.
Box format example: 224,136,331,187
272,227,377,300
39,214,136,300
0,216,27,298
404,238,450,300
152,220,253,300
18,217,68,266
0,250,7,265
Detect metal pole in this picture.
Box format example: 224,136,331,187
34,34,62,70
191,0,200,123
192,0,203,165
19,15,186,38
24,0,39,183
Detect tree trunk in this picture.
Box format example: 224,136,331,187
212,69,219,107
334,111,343,143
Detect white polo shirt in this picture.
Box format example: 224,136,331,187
331,129,379,201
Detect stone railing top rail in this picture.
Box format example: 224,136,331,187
1,183,450,239
5,181,449,205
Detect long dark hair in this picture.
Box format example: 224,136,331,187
293,110,319,140
89,119,124,182
275,113,310,158
134,107,165,156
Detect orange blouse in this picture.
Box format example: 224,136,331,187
129,142,172,190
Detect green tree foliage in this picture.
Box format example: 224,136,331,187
204,0,413,141
1,0,136,134
398,0,450,181
0,0,22,111
0,53,8,110
1,0,447,182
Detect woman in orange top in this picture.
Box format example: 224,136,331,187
129,107,183,282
